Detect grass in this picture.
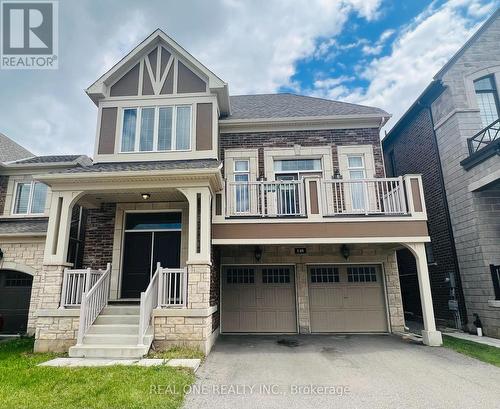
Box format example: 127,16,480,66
443,335,500,367
0,338,195,409
148,346,205,361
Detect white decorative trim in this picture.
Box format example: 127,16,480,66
37,309,80,317
212,237,430,245
153,305,217,317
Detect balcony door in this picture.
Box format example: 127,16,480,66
121,212,181,299
347,155,367,212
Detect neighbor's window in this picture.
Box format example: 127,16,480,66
120,105,192,152
474,75,500,127
13,181,48,215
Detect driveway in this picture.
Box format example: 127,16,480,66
184,334,500,409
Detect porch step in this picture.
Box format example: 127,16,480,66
94,315,139,325
88,324,139,335
100,306,140,315
68,345,151,359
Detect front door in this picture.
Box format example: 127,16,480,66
121,212,181,298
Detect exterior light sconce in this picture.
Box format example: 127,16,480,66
0,247,3,260
333,168,342,179
341,244,350,260
141,193,151,200
254,246,263,262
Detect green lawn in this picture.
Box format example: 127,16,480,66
443,335,500,367
0,338,195,409
149,345,205,361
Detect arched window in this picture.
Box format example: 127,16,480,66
474,75,500,127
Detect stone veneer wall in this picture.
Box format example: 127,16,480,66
82,203,116,270
219,128,385,179
218,243,405,333
0,238,46,333
34,314,79,352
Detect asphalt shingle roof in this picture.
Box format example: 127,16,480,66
223,93,388,120
53,159,220,174
11,155,83,164
0,133,32,163
0,218,48,235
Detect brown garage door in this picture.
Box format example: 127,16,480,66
222,265,297,333
309,265,388,333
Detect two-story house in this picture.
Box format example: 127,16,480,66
0,29,440,358
383,10,500,338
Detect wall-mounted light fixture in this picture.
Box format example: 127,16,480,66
254,246,263,262
340,244,350,260
333,168,342,179
141,193,151,200
0,248,3,260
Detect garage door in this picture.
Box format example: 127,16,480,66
0,271,33,334
309,265,388,333
222,266,297,333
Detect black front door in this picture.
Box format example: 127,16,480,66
121,212,182,298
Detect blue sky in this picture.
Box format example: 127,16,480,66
0,0,498,156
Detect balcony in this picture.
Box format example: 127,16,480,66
462,118,500,170
213,175,428,245
225,176,409,218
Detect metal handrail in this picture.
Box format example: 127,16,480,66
467,118,500,155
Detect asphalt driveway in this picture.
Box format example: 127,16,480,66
184,334,500,409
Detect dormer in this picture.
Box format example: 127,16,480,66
86,29,230,163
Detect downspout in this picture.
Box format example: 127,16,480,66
419,98,468,328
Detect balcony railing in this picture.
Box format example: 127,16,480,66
158,267,188,307
467,118,500,155
226,180,306,217
223,176,420,219
60,267,107,307
321,177,407,216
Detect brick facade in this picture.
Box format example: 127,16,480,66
383,108,467,327
219,128,385,178
82,203,116,270
0,175,8,214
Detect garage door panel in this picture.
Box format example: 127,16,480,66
308,265,388,333
222,266,297,333
309,287,343,308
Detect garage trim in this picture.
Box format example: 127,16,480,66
306,262,391,333
220,263,299,334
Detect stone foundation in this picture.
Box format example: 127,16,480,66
34,312,79,352
153,307,219,354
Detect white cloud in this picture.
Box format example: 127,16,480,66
310,0,496,132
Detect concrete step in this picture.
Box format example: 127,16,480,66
94,315,139,325
101,306,140,315
88,324,139,335
68,344,150,359
83,334,140,345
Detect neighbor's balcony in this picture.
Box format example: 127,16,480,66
462,118,500,170
222,176,416,219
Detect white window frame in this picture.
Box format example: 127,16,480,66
273,158,323,179
346,154,366,179
11,181,48,215
119,104,192,153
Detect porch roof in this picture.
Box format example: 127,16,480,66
0,218,48,236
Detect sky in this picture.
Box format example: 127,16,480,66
0,0,498,156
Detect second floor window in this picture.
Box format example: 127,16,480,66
474,75,500,127
13,181,48,215
121,105,192,153
234,160,250,213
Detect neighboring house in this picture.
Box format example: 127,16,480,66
383,10,500,338
0,132,33,163
0,148,91,334
0,29,440,358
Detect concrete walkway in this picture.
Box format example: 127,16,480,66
444,331,500,348
39,357,200,371
184,334,500,409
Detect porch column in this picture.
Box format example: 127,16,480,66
406,242,442,346
179,187,212,265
